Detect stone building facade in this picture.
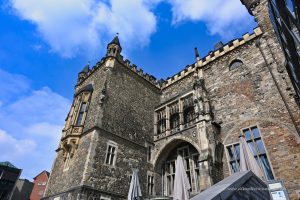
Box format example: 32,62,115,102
44,0,300,199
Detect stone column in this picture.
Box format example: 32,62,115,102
179,99,184,130
198,158,212,191
197,121,212,190
166,106,170,136
154,112,157,136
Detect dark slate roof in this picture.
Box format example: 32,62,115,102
0,161,17,169
80,64,90,73
108,36,121,47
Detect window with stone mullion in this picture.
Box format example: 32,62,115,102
226,126,274,180
105,145,116,165
243,127,274,180
147,175,154,195
165,161,175,196
226,144,240,173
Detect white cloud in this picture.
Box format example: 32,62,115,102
8,0,158,58
0,69,71,179
6,87,70,125
25,122,63,142
0,69,30,103
0,129,36,159
168,0,253,38
7,0,254,57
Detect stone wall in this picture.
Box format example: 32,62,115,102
44,132,92,197
101,59,161,144
81,128,152,198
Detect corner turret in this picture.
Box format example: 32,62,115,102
78,63,90,83
106,35,122,58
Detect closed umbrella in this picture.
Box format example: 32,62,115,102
239,135,264,180
128,168,142,200
173,155,191,200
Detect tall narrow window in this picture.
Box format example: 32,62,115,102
226,126,274,180
183,95,195,126
226,144,241,173
170,113,180,130
169,103,180,130
75,102,86,126
156,109,166,135
146,143,153,162
147,174,154,195
105,141,117,166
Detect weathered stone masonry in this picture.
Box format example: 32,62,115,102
44,0,300,199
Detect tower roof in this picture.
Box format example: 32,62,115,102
108,36,121,47
80,64,89,73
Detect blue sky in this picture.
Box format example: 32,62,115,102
0,0,256,180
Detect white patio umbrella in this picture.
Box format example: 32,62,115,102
173,155,191,200
128,168,142,200
239,135,264,180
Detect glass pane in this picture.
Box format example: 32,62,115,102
227,146,235,160
172,162,175,173
76,113,83,125
251,127,260,138
110,154,114,165
80,103,86,112
286,0,295,15
234,144,240,159
247,141,257,156
260,155,274,180
255,139,265,154
111,146,115,154
231,162,239,173
243,129,251,140
178,149,182,156
105,153,110,164
185,158,190,170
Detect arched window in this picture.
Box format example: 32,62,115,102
229,59,243,70
162,142,200,195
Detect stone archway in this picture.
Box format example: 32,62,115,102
153,139,202,197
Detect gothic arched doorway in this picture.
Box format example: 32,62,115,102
154,140,201,197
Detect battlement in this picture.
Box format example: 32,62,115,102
77,27,262,90
118,58,162,88
161,27,262,89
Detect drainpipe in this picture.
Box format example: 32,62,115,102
255,39,300,137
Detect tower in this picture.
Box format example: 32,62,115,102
44,37,161,199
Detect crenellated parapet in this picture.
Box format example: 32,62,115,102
76,27,262,91
118,57,162,88
161,27,262,89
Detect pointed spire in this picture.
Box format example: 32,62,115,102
106,34,122,57
108,33,121,47
81,61,90,73
194,47,200,61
